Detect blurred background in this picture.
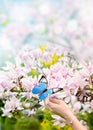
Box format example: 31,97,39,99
0,0,93,68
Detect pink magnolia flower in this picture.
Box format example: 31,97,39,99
21,77,38,91
74,102,82,112
2,96,23,117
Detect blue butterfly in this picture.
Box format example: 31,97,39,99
32,75,63,100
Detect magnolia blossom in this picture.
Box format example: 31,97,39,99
0,1,93,128
2,96,23,117
52,115,66,127
0,44,93,120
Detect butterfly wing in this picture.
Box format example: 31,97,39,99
32,83,47,94
32,75,48,94
39,89,53,100
39,75,48,84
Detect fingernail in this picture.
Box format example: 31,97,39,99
49,96,57,100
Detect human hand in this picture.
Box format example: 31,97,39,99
45,97,75,122
45,97,88,130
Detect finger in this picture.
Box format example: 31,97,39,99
45,99,54,107
49,97,62,104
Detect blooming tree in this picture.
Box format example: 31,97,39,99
0,0,93,129
0,44,93,128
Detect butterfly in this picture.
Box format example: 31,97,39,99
32,75,63,100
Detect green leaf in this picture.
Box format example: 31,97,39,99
15,117,41,130
4,117,17,130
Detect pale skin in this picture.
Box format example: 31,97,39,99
45,97,88,130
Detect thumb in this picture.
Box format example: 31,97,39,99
44,99,54,111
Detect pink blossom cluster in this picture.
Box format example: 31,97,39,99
0,44,93,121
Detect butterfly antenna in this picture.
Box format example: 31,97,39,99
36,62,46,76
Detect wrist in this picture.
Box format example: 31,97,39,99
64,111,77,126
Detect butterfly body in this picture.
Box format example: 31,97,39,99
39,89,53,100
